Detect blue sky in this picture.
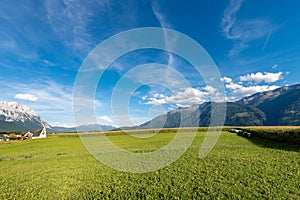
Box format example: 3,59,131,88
0,0,299,127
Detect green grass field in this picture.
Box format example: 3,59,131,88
0,129,299,199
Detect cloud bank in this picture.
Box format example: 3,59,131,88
14,93,38,102
239,72,283,83
141,70,285,105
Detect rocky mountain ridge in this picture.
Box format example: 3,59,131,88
140,84,300,128
0,101,115,132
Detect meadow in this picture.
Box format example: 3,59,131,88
0,128,299,199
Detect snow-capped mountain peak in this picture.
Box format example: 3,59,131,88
0,101,51,132
0,101,39,122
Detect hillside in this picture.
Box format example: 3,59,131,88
198,102,266,126
0,101,50,132
238,84,300,125
141,84,300,128
141,102,266,128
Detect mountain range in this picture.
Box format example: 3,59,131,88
238,84,300,125
140,84,300,128
51,124,115,133
0,101,51,132
0,101,115,132
1,84,300,132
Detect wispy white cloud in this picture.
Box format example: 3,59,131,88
151,1,172,29
0,31,17,50
126,64,189,90
127,75,284,106
140,83,227,106
139,71,283,106
221,0,245,39
14,93,38,102
0,2,43,62
225,83,280,101
45,0,105,54
229,42,248,57
239,72,283,83
143,87,209,105
45,0,138,56
0,79,101,125
99,115,113,124
221,0,275,56
272,64,278,69
2,80,72,112
262,30,272,50
222,70,285,101
151,1,178,69
221,76,233,83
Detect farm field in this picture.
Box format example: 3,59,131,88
0,129,299,199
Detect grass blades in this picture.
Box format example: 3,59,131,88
0,130,299,199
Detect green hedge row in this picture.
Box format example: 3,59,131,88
240,128,300,145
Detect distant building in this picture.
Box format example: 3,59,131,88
0,136,9,142
24,131,33,138
32,126,47,139
0,126,47,141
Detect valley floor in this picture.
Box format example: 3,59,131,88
0,130,299,199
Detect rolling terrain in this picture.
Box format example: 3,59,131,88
141,84,300,128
